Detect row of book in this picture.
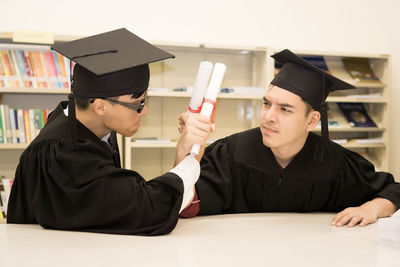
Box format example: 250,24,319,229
0,104,49,144
275,56,381,83
0,177,13,222
0,49,72,89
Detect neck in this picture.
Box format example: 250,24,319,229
75,107,110,139
271,133,309,169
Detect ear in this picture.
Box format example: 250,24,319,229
92,99,106,115
306,111,320,132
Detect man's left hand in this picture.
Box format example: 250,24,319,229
331,203,378,227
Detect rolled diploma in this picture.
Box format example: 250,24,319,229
188,61,213,113
191,63,226,156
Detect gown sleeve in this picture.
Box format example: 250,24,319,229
7,139,184,236
328,148,400,211
196,137,235,215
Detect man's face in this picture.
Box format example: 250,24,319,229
259,85,314,150
103,93,147,137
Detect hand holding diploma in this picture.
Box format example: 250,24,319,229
190,63,226,156
175,62,225,164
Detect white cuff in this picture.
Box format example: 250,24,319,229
169,155,200,212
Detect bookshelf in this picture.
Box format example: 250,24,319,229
266,49,391,171
0,36,72,179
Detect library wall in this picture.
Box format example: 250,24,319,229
1,0,400,177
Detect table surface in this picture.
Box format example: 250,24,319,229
0,213,398,267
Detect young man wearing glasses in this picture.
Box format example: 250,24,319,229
7,29,213,235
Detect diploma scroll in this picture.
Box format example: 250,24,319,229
188,61,213,113
191,63,226,156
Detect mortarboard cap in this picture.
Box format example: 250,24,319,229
52,28,174,98
270,49,356,161
271,49,355,111
51,28,174,149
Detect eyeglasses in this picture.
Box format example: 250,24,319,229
106,97,146,113
90,97,146,113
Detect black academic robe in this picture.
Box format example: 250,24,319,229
197,128,400,215
7,101,184,235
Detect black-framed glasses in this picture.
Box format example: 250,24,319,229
106,97,146,113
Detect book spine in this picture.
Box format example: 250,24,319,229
21,50,37,88
28,109,35,141
51,52,63,88
56,52,69,88
0,180,7,220
17,109,26,143
0,52,5,88
0,51,11,87
3,51,17,87
43,51,56,88
15,50,32,88
23,109,31,143
3,105,12,143
33,109,42,137
10,50,24,88
9,108,17,143
0,105,4,143
36,51,49,88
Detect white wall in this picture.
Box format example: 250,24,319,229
1,0,399,176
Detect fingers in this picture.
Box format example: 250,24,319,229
359,218,369,227
211,123,216,133
331,207,376,227
331,210,346,226
347,216,362,228
332,213,352,227
179,113,213,137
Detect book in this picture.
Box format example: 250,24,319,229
17,109,26,143
3,105,12,143
0,180,7,218
338,103,377,127
342,58,380,83
9,108,18,143
0,178,13,218
0,106,4,143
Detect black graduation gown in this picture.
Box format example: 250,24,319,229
197,128,400,215
7,101,184,235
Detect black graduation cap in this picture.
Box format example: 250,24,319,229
270,49,356,161
52,28,175,98
50,28,174,148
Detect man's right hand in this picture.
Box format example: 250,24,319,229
175,112,215,165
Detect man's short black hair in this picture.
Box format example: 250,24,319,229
301,98,313,116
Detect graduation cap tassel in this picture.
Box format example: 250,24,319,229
314,75,329,162
68,94,77,151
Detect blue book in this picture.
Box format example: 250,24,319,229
338,103,377,127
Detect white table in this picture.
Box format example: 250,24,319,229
0,213,398,267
